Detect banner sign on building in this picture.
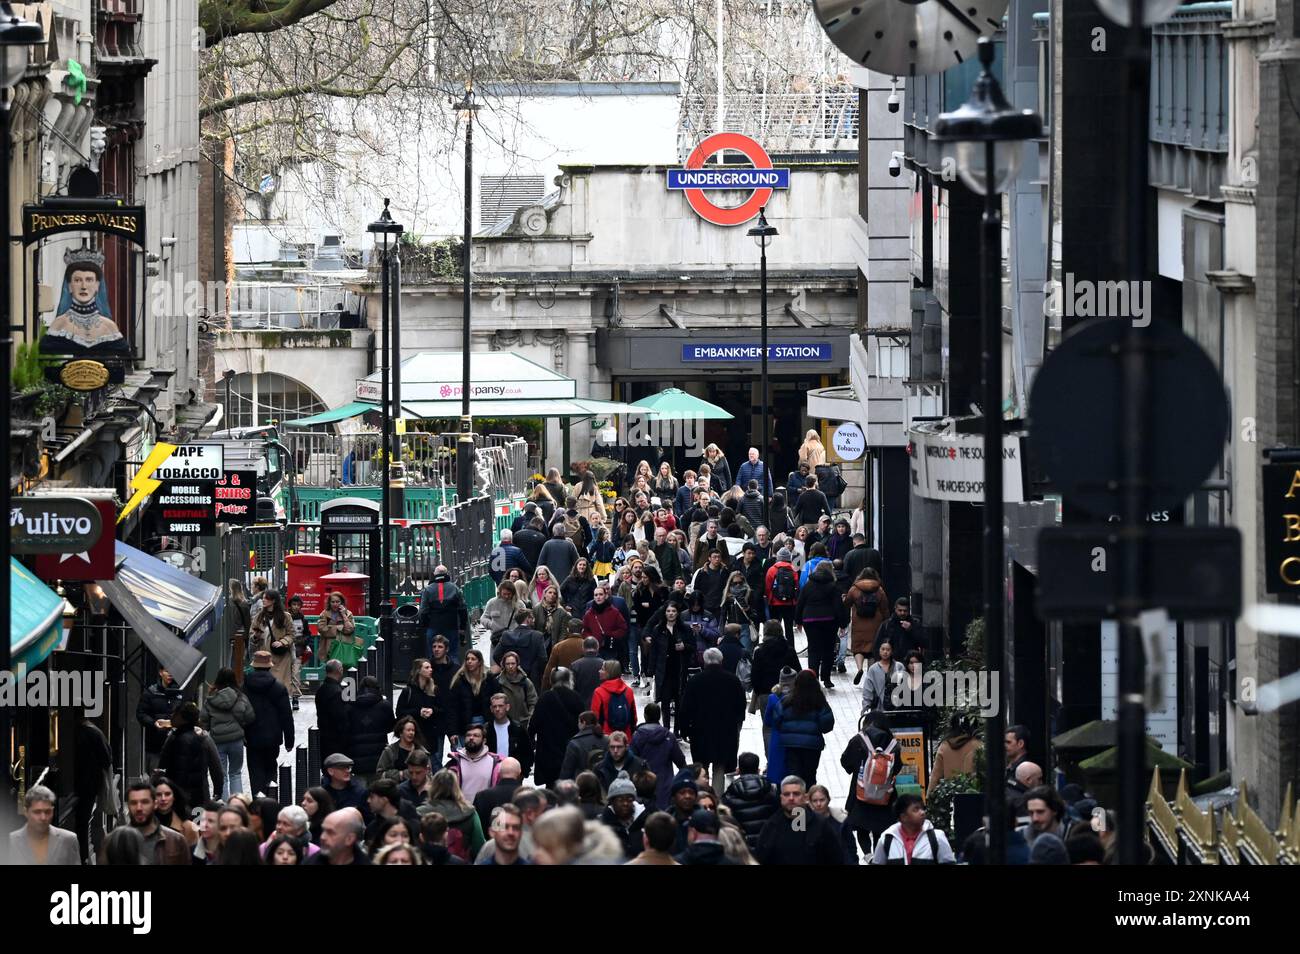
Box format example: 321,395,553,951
681,343,832,363
22,204,146,245
832,422,867,461
157,481,216,535
215,471,259,524
907,422,1025,504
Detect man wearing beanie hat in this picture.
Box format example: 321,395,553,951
599,770,647,859
675,809,738,866
667,769,699,854
765,547,800,644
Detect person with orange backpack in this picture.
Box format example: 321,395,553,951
839,711,904,861
764,548,800,645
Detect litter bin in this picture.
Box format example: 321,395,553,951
391,601,422,681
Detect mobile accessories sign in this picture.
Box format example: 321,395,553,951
157,481,216,535
667,132,790,227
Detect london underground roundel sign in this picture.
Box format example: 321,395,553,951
666,132,790,227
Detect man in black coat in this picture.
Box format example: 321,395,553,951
791,475,831,526
527,669,585,788
417,566,470,663
842,534,883,583
677,648,747,793
722,752,780,850
136,666,182,772
315,660,350,763
559,711,609,781
513,517,549,569
489,530,534,584
472,757,524,833
348,676,394,781
756,776,848,865
243,652,294,795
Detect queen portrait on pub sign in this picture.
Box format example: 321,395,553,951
40,246,128,355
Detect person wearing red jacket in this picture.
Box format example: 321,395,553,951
582,583,631,669
765,548,800,645
590,660,639,739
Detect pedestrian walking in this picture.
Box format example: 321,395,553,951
528,667,585,788
797,561,849,689
771,670,834,787
677,648,747,794
200,667,254,799
242,651,294,796
846,568,890,684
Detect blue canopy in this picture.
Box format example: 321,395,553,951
115,542,223,647
10,559,65,676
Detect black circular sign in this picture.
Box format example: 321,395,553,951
1027,319,1229,517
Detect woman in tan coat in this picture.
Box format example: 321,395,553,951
843,568,889,684
928,714,984,795
315,591,357,664
250,590,298,699
798,429,827,469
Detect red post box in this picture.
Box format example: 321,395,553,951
320,572,371,616
286,553,336,615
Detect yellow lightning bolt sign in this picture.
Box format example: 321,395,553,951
117,442,178,524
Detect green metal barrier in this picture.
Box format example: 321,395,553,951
296,615,380,685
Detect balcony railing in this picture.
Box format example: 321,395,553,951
678,90,859,160
223,281,361,330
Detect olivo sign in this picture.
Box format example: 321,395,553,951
10,496,103,554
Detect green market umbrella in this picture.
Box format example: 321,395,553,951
630,388,734,420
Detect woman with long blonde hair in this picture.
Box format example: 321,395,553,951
799,428,827,469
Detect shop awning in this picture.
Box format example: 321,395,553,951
282,401,376,428
114,542,223,647
98,576,206,689
631,387,733,420
399,397,642,419
10,559,65,676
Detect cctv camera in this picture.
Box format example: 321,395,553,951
888,154,901,178
887,89,900,113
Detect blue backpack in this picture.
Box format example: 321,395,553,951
606,690,632,732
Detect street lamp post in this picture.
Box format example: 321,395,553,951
934,36,1041,865
0,1,44,811
455,84,479,503
367,200,402,693
748,207,777,500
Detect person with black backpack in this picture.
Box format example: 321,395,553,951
764,548,801,645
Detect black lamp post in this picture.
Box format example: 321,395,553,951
747,207,777,500
934,36,1041,866
0,1,42,810
367,199,402,691
454,84,479,503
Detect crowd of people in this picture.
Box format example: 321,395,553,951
7,442,1124,866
